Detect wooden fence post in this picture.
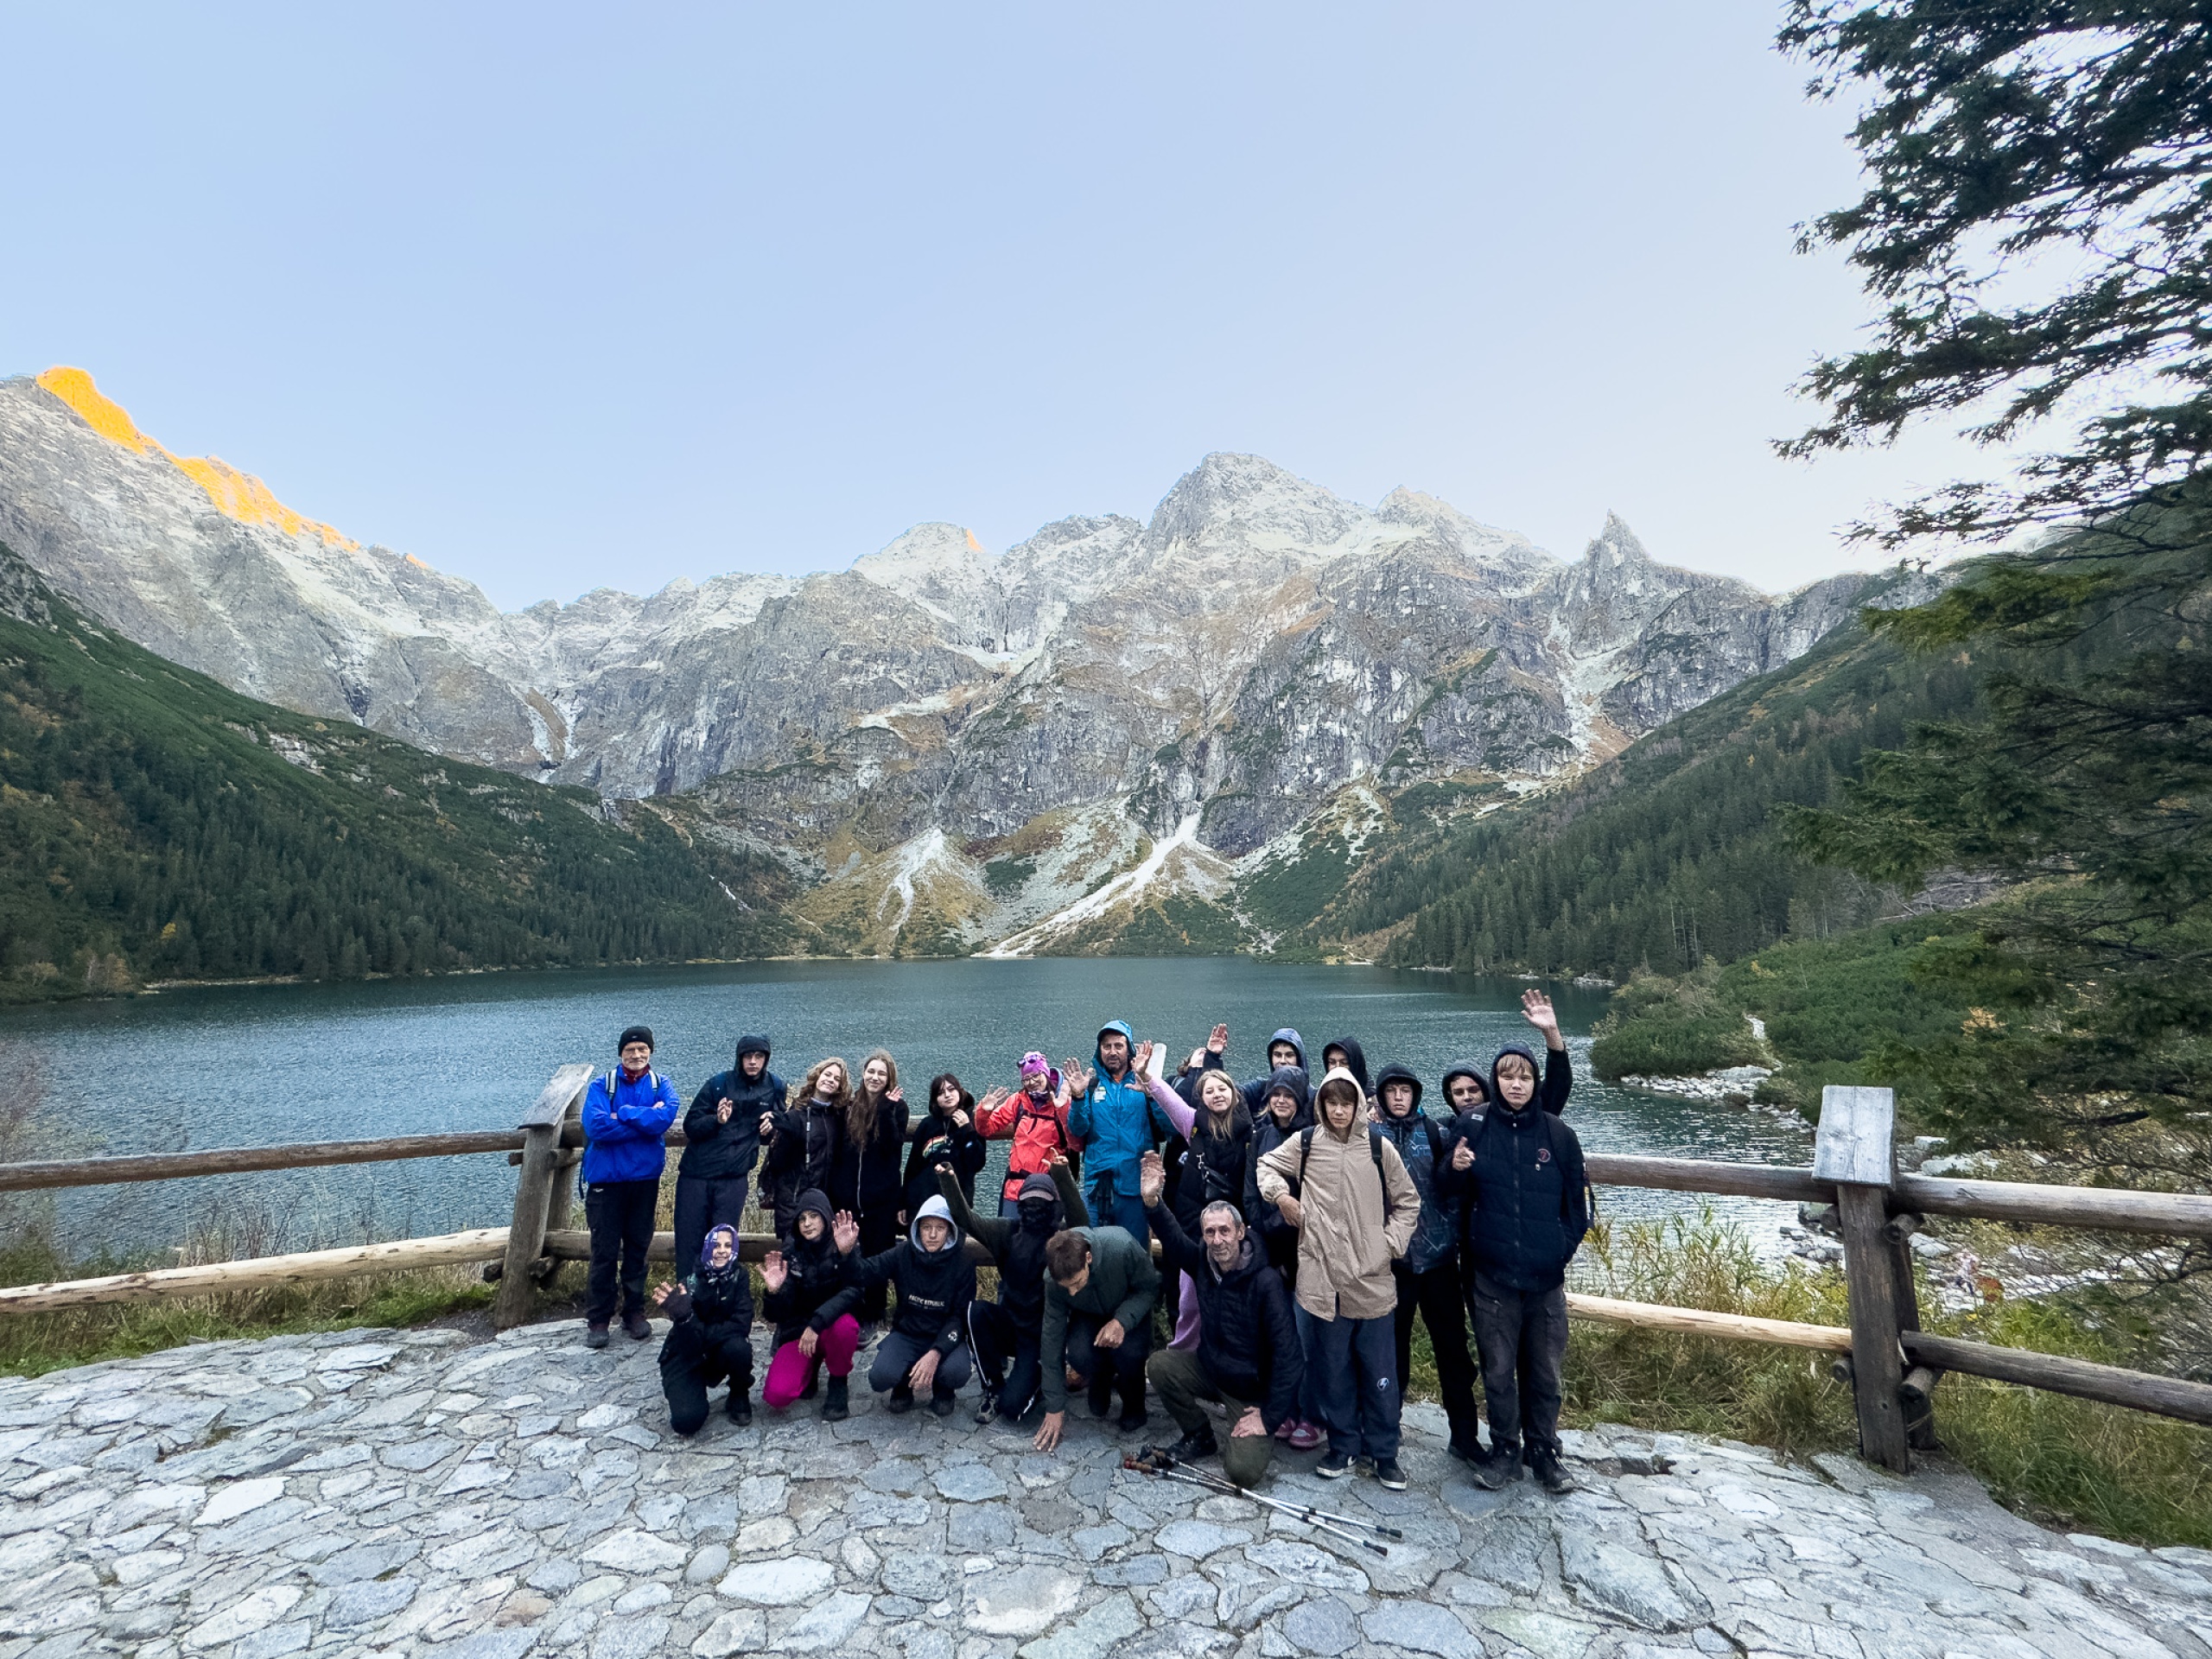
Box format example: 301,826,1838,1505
494,1064,595,1330
1815,1084,1911,1472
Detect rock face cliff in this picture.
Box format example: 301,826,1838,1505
0,369,1885,954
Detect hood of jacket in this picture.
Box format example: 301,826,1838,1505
1440,1059,1490,1113
909,1193,963,1253
1373,1062,1424,1116
1016,1170,1065,1232
1321,1037,1373,1100
1265,1028,1308,1074
1095,1020,1137,1081
1313,1065,1368,1138
1490,1045,1542,1116
734,1033,772,1068
785,1186,836,1246
1260,1064,1311,1119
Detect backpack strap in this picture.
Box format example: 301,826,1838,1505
1295,1125,1316,1188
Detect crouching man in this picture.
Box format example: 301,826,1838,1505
1138,1150,1300,1488
1032,1223,1160,1449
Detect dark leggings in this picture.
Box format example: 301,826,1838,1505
968,1300,1043,1416
660,1319,757,1435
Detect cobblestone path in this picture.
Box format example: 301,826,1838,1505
3,1322,2209,1658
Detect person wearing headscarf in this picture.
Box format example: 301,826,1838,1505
652,1223,757,1433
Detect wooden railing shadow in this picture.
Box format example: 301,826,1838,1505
2,1071,2206,1471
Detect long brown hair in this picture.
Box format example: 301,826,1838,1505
849,1048,899,1144
801,1056,851,1112
1192,1067,1251,1144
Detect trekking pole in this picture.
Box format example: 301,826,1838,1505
1132,1446,1406,1541
1120,1451,1398,1555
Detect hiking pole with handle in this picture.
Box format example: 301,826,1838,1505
1121,1448,1400,1555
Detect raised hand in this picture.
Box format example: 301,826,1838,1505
650,1280,675,1306
1522,988,1562,1046
758,1112,778,1140
1139,1150,1166,1209
887,1084,904,1104
1044,1148,1068,1171
1135,1039,1156,1076
832,1211,861,1255
980,1086,1010,1116
1209,1023,1229,1054
760,1251,787,1294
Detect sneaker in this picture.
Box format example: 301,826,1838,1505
622,1310,651,1341
975,1385,1000,1425
583,1324,610,1350
887,1385,915,1414
1173,1425,1219,1462
1374,1458,1408,1491
726,1392,753,1427
931,1387,957,1418
1529,1445,1573,1495
1470,1444,1523,1491
1316,1451,1352,1479
1287,1420,1323,1452
822,1376,849,1422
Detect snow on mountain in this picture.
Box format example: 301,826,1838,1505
0,368,1893,954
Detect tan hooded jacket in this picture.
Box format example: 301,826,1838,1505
1255,1065,1419,1320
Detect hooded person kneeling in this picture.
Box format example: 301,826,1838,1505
652,1224,757,1433
822,1196,976,1416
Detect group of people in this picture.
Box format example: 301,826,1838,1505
575,990,1591,1495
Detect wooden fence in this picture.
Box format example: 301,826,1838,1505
2,1068,2208,1471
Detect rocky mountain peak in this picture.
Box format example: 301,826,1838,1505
1145,452,1367,555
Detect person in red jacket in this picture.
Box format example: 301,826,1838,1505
976,1051,1077,1215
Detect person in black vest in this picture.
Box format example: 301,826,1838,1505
1440,1022,1590,1496
823,1197,976,1415
1372,1062,1482,1463
651,1223,756,1433
938,1150,1090,1425
1139,1151,1300,1488
676,1033,782,1273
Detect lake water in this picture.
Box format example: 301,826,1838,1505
0,959,1812,1259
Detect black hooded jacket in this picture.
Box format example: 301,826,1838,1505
760,1189,853,1346
682,1035,785,1181
1147,1203,1303,1433
823,1207,976,1353
1319,1036,1375,1103
1242,1067,1313,1241
1174,1094,1255,1235
1439,1046,1588,1292
903,1090,986,1219
940,1162,1090,1331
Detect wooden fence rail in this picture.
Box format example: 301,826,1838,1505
3,1065,2207,1470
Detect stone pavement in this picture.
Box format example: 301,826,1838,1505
3,1321,2209,1659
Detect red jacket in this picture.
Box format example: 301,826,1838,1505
978,1087,1075,1203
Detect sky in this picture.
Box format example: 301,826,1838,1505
0,3,1992,610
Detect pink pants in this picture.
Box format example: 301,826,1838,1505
762,1315,859,1408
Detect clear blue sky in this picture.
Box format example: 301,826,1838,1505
0,3,1980,610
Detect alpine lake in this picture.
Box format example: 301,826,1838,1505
2,957,1813,1260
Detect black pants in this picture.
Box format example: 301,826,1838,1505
660,1318,756,1435
1467,1269,1568,1456
869,1330,974,1396
854,1209,899,1322
585,1179,659,1325
1064,1311,1151,1416
672,1173,750,1275
1394,1258,1482,1454
968,1300,1044,1417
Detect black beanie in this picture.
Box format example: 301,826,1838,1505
618,1025,655,1054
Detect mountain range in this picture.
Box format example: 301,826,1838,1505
0,368,1912,957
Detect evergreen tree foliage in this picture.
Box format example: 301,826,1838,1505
0,547,792,1000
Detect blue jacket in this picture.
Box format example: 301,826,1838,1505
582,1066,680,1185
1068,1020,1176,1204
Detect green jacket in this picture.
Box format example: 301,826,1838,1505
1039,1225,1159,1414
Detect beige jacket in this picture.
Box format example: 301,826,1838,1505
1255,1067,1420,1320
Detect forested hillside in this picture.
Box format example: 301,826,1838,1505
1301,572,1982,977
0,546,793,1001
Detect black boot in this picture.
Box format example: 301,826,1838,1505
1471,1441,1524,1491
725,1389,753,1427
1529,1443,1573,1495
931,1384,958,1418
1117,1373,1148,1434
887,1384,915,1414
1086,1372,1114,1419
1173,1424,1218,1462
822,1376,849,1422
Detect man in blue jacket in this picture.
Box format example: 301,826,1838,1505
582,1025,681,1348
1068,1020,1176,1247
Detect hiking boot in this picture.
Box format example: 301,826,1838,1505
975,1385,1000,1425
1173,1425,1219,1463
1529,1444,1574,1495
725,1390,753,1427
887,1385,915,1414
1470,1443,1523,1491
822,1376,849,1422
1287,1420,1322,1452
931,1385,958,1418
622,1310,651,1341
583,1324,610,1350
1316,1451,1352,1479
1448,1438,1484,1465
1374,1458,1408,1491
